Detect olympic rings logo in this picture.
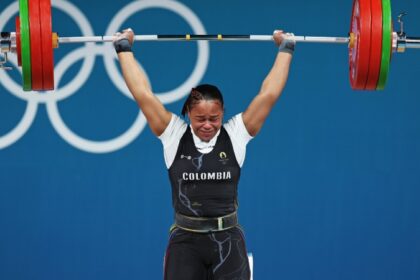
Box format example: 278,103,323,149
0,0,209,153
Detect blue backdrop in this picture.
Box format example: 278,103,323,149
1,0,420,279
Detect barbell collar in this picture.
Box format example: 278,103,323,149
1,32,12,53
394,34,420,53
0,32,16,53
1,32,16,53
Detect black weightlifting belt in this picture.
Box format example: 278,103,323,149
175,211,238,233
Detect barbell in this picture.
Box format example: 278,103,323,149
0,0,419,92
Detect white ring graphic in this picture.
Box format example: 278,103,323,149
47,45,147,153
0,0,209,153
0,1,38,148
103,0,209,103
0,101,38,149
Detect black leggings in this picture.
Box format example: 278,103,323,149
164,227,250,280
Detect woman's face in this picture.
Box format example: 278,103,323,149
188,100,224,142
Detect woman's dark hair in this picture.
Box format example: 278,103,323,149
181,84,224,117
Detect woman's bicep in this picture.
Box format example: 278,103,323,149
242,93,275,136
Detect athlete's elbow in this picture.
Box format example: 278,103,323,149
259,88,281,105
260,81,285,99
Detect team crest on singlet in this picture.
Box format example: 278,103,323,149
219,151,229,165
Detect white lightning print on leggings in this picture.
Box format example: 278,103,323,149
210,233,232,273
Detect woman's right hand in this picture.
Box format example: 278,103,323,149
113,28,135,53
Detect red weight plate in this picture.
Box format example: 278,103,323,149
15,16,22,67
349,0,372,90
29,0,44,91
39,0,54,90
365,0,383,90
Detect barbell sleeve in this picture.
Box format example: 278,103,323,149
405,37,420,49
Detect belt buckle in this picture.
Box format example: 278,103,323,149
217,217,223,231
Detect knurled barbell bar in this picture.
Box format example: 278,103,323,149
1,0,420,92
